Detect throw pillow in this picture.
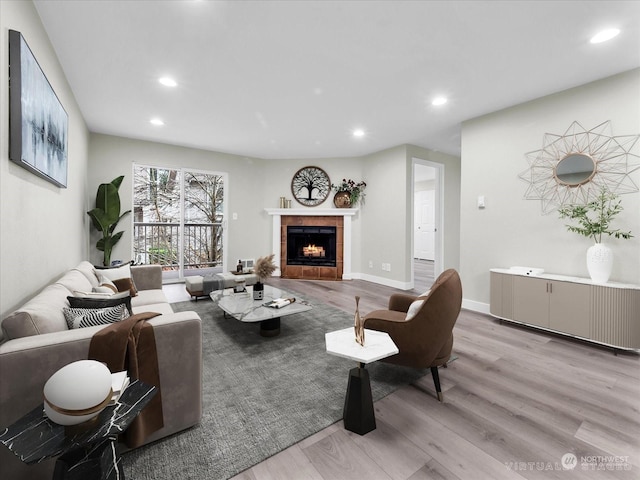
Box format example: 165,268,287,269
96,273,118,293
405,297,427,321
63,304,129,329
95,263,138,297
68,291,133,315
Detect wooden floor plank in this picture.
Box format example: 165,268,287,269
345,417,434,480
231,444,325,480
375,392,528,480
575,421,640,467
407,458,461,480
302,428,393,480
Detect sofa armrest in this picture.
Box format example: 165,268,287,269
132,264,163,291
388,293,418,313
0,311,202,480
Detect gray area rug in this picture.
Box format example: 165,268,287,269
123,293,427,479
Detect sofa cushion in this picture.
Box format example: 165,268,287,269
132,289,170,308
1,284,70,340
63,304,129,329
71,261,101,288
55,270,95,294
132,303,174,316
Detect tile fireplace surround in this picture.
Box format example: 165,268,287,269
265,208,358,280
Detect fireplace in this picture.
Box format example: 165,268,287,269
286,226,336,267
266,208,356,281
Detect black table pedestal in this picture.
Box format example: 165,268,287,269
53,436,124,480
260,317,281,337
343,364,375,435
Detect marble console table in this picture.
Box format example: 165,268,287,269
0,380,156,480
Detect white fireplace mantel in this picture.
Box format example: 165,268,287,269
265,208,358,279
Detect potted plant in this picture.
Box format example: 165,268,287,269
331,178,367,208
558,188,632,283
87,176,131,267
253,254,277,300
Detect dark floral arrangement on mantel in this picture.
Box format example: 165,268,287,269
331,178,367,206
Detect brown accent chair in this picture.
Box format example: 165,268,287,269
363,269,462,401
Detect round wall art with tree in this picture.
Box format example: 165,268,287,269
291,166,331,206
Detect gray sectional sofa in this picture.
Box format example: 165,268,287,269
0,261,203,480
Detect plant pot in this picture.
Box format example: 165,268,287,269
587,243,613,284
253,281,264,300
333,191,351,208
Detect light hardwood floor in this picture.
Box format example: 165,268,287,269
163,267,639,480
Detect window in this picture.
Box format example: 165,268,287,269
133,164,227,281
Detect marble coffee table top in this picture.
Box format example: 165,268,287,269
211,284,312,323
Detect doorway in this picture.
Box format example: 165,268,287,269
412,160,442,292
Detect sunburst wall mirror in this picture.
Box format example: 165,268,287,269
518,120,640,214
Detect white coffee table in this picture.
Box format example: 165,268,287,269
325,327,398,435
211,285,312,337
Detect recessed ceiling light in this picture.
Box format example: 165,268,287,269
352,129,365,138
150,118,165,126
432,96,447,106
590,28,620,44
158,77,177,87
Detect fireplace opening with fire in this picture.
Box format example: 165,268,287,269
286,226,336,267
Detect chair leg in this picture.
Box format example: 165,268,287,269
430,366,444,402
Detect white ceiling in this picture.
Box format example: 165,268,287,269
33,0,640,160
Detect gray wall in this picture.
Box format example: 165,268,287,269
460,69,640,311
0,0,90,319
88,133,271,269
87,136,462,290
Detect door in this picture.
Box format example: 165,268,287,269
133,164,227,281
412,161,441,287
414,189,435,260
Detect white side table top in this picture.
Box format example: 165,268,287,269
325,327,399,364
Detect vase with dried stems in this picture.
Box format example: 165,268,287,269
354,296,364,346
253,254,277,300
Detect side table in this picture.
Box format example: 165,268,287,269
325,327,398,435
0,380,156,480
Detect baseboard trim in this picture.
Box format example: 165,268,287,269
350,272,413,290
462,299,490,314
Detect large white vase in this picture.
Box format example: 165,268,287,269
586,243,613,284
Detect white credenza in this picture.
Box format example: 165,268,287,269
490,269,640,352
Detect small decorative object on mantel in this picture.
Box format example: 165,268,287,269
253,254,278,300
354,296,365,346
558,188,633,284
332,178,367,208
278,197,292,208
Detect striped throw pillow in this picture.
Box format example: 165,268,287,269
63,304,129,329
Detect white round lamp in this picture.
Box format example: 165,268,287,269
43,360,113,426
